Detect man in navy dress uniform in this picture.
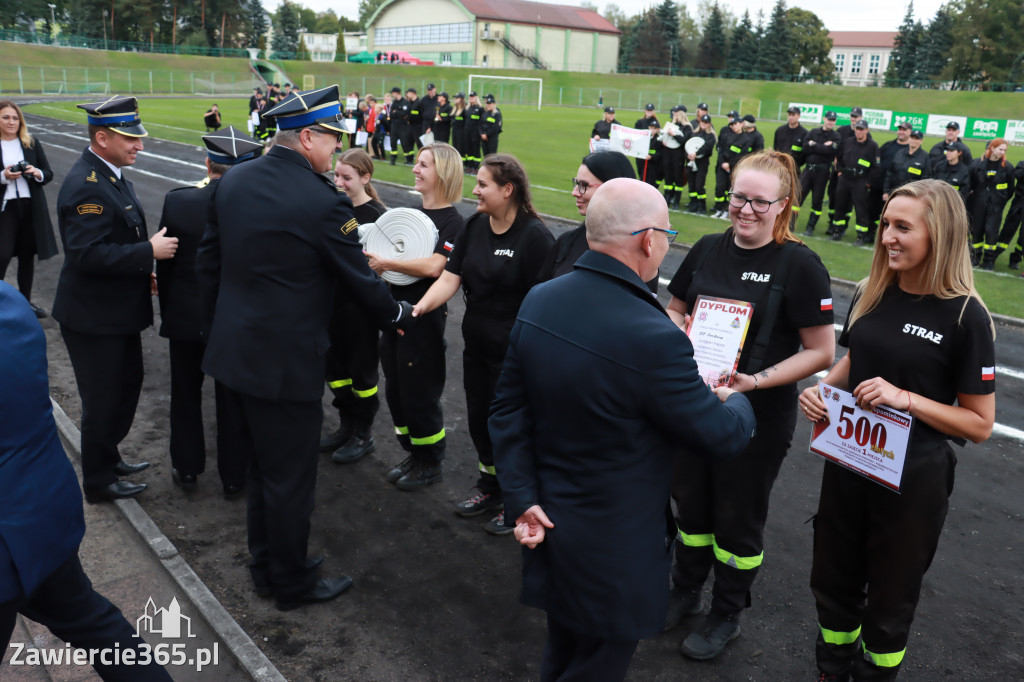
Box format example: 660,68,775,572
156,126,262,498
490,178,756,681
197,85,413,611
52,95,179,503
0,282,171,680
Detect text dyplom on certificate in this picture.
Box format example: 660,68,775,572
809,382,914,492
686,296,753,388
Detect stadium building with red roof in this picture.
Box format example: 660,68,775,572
366,0,621,73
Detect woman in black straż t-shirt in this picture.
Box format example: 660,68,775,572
800,179,995,681
413,153,553,536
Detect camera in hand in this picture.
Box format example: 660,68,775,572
8,160,28,174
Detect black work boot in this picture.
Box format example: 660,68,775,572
679,610,741,660
805,213,819,235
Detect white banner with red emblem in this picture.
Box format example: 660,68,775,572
606,123,651,159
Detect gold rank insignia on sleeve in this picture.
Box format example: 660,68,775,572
76,204,103,215
86,170,97,182
340,218,358,235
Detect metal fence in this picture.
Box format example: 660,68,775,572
0,28,250,58
0,65,261,96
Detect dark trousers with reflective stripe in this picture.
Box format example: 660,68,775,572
1004,199,1024,264
379,304,447,463
60,325,143,490
661,146,684,194
464,126,481,166
218,386,321,602
390,121,415,162
671,406,795,615
688,159,709,208
325,299,380,440
462,311,514,495
811,441,955,681
168,339,247,488
540,613,639,682
482,134,499,157
971,198,1009,252
800,166,831,213
833,175,871,234
714,165,731,210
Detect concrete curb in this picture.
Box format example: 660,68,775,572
375,179,1024,330
49,398,286,682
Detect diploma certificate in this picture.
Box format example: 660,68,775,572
809,382,914,492
685,296,753,388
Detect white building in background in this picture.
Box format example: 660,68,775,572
300,32,338,61
828,31,897,86
343,31,369,55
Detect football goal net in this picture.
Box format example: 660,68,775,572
467,74,543,110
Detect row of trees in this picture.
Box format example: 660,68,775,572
886,0,1024,91
610,0,834,82
0,0,363,56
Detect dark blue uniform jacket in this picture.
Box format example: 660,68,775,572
489,250,755,640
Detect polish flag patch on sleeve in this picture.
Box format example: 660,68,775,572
820,298,833,311
982,366,995,381
443,241,454,252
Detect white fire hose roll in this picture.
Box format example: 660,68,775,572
358,207,439,286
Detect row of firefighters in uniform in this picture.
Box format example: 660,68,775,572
593,103,1024,270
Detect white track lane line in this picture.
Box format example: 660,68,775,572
42,140,195,187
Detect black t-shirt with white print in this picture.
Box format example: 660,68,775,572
839,285,995,445
668,229,834,416
445,209,554,319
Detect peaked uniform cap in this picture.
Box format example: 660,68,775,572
264,85,345,132
202,126,262,165
77,95,147,137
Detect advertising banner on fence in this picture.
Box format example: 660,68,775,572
925,114,968,137
967,118,1004,140
831,106,853,127
891,111,928,132
862,108,893,130
1005,121,1024,144
790,102,823,125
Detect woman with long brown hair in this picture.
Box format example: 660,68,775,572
968,137,1015,269
0,100,57,317
413,153,553,535
664,149,835,659
800,179,995,681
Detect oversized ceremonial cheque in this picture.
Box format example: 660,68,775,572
685,296,752,389
809,382,914,492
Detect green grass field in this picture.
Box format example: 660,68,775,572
21,72,1024,318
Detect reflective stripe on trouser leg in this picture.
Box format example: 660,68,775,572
816,625,861,677
478,462,496,475
821,624,861,646
410,429,445,446
712,538,763,570
352,385,378,398
678,529,713,547
862,643,905,668
329,379,352,389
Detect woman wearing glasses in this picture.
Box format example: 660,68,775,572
538,151,659,292
413,153,553,535
663,150,836,659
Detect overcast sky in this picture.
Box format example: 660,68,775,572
275,0,946,33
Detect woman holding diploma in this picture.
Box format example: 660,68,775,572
664,150,835,659
799,179,995,682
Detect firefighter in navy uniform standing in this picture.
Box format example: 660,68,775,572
686,113,716,215
433,92,452,145
829,119,880,243
52,95,178,503
931,146,971,207
196,85,414,611
592,106,618,140
388,86,412,165
799,111,840,235
774,106,808,170
463,91,484,174
418,83,438,144
404,88,422,161
634,103,661,186
828,106,864,226
157,126,260,498
1002,160,1024,269
884,129,930,201
968,138,1015,269
712,115,746,219
480,94,502,157
927,121,973,171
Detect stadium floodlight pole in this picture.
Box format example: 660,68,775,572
467,74,543,110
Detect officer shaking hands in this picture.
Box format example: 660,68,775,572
197,85,414,612
52,95,178,503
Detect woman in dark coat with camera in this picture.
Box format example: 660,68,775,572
0,100,58,317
